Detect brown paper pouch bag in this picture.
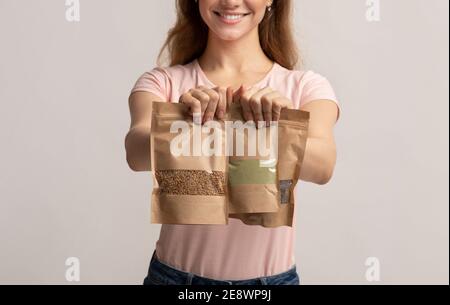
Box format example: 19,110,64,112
150,102,228,225
226,103,280,213
229,108,310,227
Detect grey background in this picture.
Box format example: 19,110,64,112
0,0,448,284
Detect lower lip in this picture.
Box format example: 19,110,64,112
215,13,248,25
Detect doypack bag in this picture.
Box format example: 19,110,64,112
150,102,228,225
229,108,310,227
225,103,280,213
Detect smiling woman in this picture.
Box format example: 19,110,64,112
156,0,298,69
126,0,340,285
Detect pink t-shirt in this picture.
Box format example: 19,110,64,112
131,58,340,280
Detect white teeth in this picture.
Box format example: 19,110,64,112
220,13,244,20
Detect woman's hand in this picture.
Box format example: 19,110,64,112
179,86,233,124
234,85,294,127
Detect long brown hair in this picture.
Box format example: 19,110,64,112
156,0,300,70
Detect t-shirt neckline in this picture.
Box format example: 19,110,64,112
194,58,278,89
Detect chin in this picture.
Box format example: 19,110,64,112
211,27,251,41
218,33,244,41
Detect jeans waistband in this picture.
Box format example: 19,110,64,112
150,250,297,285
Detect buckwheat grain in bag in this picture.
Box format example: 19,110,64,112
150,101,228,225
229,108,310,227
225,102,280,214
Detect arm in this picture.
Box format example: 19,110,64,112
299,99,339,185
125,91,165,172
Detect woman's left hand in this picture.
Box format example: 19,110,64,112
233,85,294,127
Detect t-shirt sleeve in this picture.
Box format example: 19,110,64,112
299,71,341,122
130,67,171,101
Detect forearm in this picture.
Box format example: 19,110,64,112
298,136,337,185
125,126,151,172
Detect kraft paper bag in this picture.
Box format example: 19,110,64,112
150,102,228,225
226,103,281,214
229,107,310,228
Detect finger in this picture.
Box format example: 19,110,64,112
232,85,247,119
232,85,244,105
179,92,201,114
190,89,211,116
226,87,234,110
272,99,283,122
261,91,279,127
239,86,260,123
249,87,273,128
215,87,227,120
202,88,220,123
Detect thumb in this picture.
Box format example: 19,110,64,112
226,87,234,109
232,84,245,104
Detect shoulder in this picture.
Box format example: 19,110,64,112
131,61,197,99
272,64,339,110
149,61,197,82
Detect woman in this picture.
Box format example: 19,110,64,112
126,0,340,285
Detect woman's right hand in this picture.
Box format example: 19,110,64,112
179,86,233,124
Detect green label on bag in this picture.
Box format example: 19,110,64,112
228,159,277,186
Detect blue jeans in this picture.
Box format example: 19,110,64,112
143,250,300,285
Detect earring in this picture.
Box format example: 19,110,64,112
268,6,272,12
